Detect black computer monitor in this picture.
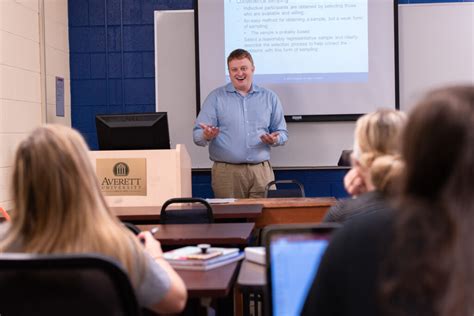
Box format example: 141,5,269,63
95,112,170,150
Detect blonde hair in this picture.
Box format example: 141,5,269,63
354,109,407,193
370,155,404,194
0,125,145,284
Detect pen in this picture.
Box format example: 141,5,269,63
140,227,160,244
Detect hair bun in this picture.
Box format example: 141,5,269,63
370,154,404,194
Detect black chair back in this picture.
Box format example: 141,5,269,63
160,197,214,224
0,253,141,316
338,149,353,167
264,180,306,198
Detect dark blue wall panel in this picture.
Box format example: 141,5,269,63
68,0,194,151
90,54,107,78
107,53,122,78
89,0,105,25
192,169,350,199
69,0,89,26
70,54,91,79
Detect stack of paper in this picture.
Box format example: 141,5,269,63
163,246,244,271
244,247,266,265
205,198,237,204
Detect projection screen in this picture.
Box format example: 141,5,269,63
196,0,398,121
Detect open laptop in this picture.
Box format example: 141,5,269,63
264,224,340,316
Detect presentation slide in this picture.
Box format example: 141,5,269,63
224,1,368,83
197,0,397,119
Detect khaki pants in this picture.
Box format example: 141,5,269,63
211,161,275,198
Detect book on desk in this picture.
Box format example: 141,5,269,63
205,198,237,204
244,247,266,265
163,246,244,271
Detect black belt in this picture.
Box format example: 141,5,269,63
215,160,268,166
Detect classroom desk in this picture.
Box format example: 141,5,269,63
113,204,262,223
137,223,255,246
236,260,266,316
176,261,242,315
178,261,241,298
232,197,337,228
114,197,335,228
237,259,266,289
138,222,253,314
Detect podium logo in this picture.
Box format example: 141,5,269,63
96,158,147,196
113,162,129,176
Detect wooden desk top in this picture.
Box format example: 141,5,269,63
113,204,263,222
234,197,337,228
232,197,337,208
178,261,241,297
137,223,255,246
237,260,266,290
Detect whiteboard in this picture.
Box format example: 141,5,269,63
398,3,474,112
155,3,474,168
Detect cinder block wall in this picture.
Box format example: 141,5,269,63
0,0,70,211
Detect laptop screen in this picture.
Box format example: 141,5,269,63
266,225,338,316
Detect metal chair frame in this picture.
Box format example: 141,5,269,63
160,197,214,224
264,180,306,198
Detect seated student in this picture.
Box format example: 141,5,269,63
324,109,406,223
0,125,187,314
302,85,474,316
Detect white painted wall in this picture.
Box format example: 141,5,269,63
44,0,71,125
398,3,474,112
156,3,474,169
0,0,42,210
0,0,70,211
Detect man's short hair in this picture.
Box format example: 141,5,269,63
227,49,254,67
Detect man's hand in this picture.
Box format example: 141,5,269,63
344,167,367,196
260,132,280,145
199,123,219,141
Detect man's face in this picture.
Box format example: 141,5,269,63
228,57,254,94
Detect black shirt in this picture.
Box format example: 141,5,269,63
323,191,389,224
302,209,395,316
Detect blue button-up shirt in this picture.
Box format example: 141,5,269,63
193,83,288,164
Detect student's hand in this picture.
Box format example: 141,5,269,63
261,132,279,145
138,231,163,259
344,167,367,196
199,123,219,141
139,231,188,314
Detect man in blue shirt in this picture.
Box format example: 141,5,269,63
193,49,288,198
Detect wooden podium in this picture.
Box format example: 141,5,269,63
89,144,191,207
